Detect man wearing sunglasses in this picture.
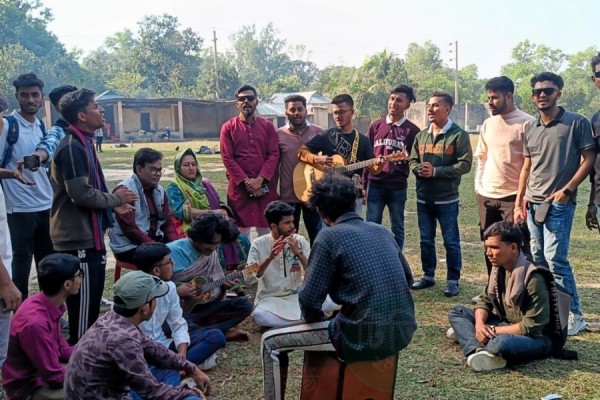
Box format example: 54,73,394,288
2,253,81,400
66,270,211,399
514,72,596,336
220,85,280,239
109,148,179,264
585,53,600,234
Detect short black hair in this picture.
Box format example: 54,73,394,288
391,85,416,103
308,173,357,222
133,148,163,173
49,85,78,107
331,94,354,108
236,85,257,97
530,72,564,90
113,302,144,317
284,94,307,107
485,76,514,94
59,89,97,125
430,90,454,108
37,253,81,296
483,221,523,252
133,243,171,273
187,213,239,244
592,52,600,72
13,72,44,92
264,200,295,226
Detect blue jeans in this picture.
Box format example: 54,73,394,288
527,202,581,315
130,368,202,400
366,185,407,251
183,328,227,365
448,305,552,363
416,201,462,283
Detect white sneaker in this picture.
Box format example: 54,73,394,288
466,350,507,372
471,294,483,304
446,327,458,342
198,353,218,371
567,313,587,336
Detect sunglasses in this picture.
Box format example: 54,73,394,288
532,88,558,97
594,71,600,79
237,95,256,102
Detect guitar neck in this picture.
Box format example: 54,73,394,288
195,270,244,294
335,154,394,173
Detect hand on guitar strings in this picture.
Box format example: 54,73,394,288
176,281,197,298
313,155,334,167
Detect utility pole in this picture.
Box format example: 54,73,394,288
449,41,459,105
213,29,221,100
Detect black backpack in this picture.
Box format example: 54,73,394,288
1,115,46,169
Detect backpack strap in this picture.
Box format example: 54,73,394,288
1,116,19,169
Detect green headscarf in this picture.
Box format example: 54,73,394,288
173,148,210,224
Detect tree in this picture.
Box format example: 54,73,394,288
561,47,600,118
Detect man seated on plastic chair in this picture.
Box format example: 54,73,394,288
261,174,417,400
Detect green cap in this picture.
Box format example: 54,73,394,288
113,271,169,310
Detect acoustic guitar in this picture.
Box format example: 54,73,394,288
179,263,259,314
292,152,407,203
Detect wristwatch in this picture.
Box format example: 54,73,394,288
295,250,304,257
562,188,573,197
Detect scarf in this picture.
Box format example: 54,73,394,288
173,149,210,232
69,125,114,250
487,252,531,311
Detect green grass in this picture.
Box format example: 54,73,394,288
17,138,600,399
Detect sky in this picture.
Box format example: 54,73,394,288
41,0,596,79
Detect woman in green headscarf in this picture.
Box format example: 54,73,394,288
167,148,250,271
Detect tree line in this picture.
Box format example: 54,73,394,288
1,0,599,119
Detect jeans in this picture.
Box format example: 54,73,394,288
179,328,226,365
527,202,581,315
130,367,202,400
185,296,253,334
366,186,407,251
416,201,462,283
448,305,552,363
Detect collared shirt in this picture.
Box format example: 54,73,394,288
2,292,73,400
65,310,198,400
524,107,596,203
0,110,53,212
139,281,190,349
299,212,416,361
428,118,454,135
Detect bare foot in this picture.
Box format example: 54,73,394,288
224,328,250,342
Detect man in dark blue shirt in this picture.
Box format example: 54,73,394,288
261,174,416,400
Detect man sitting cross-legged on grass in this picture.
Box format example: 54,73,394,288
131,243,226,397
447,221,568,371
248,200,338,329
2,253,80,400
65,270,211,399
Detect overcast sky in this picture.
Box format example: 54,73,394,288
41,0,596,79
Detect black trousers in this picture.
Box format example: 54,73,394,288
290,202,322,245
184,296,252,334
65,248,106,343
7,210,54,299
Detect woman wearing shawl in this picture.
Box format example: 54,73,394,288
166,149,250,272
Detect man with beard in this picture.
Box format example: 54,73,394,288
0,73,54,300
51,89,138,343
514,72,596,336
365,85,420,251
220,85,280,238
277,95,323,244
472,77,535,301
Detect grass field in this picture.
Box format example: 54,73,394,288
20,137,600,399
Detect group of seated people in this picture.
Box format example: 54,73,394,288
0,171,573,399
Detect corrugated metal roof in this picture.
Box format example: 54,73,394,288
257,103,285,117
270,91,330,104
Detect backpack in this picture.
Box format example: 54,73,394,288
0,115,46,169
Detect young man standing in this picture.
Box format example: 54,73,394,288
409,91,472,297
277,95,323,243
0,73,54,299
220,85,280,238
365,85,420,251
514,72,596,336
475,77,535,282
2,253,80,399
109,148,178,263
50,89,138,343
585,53,600,232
